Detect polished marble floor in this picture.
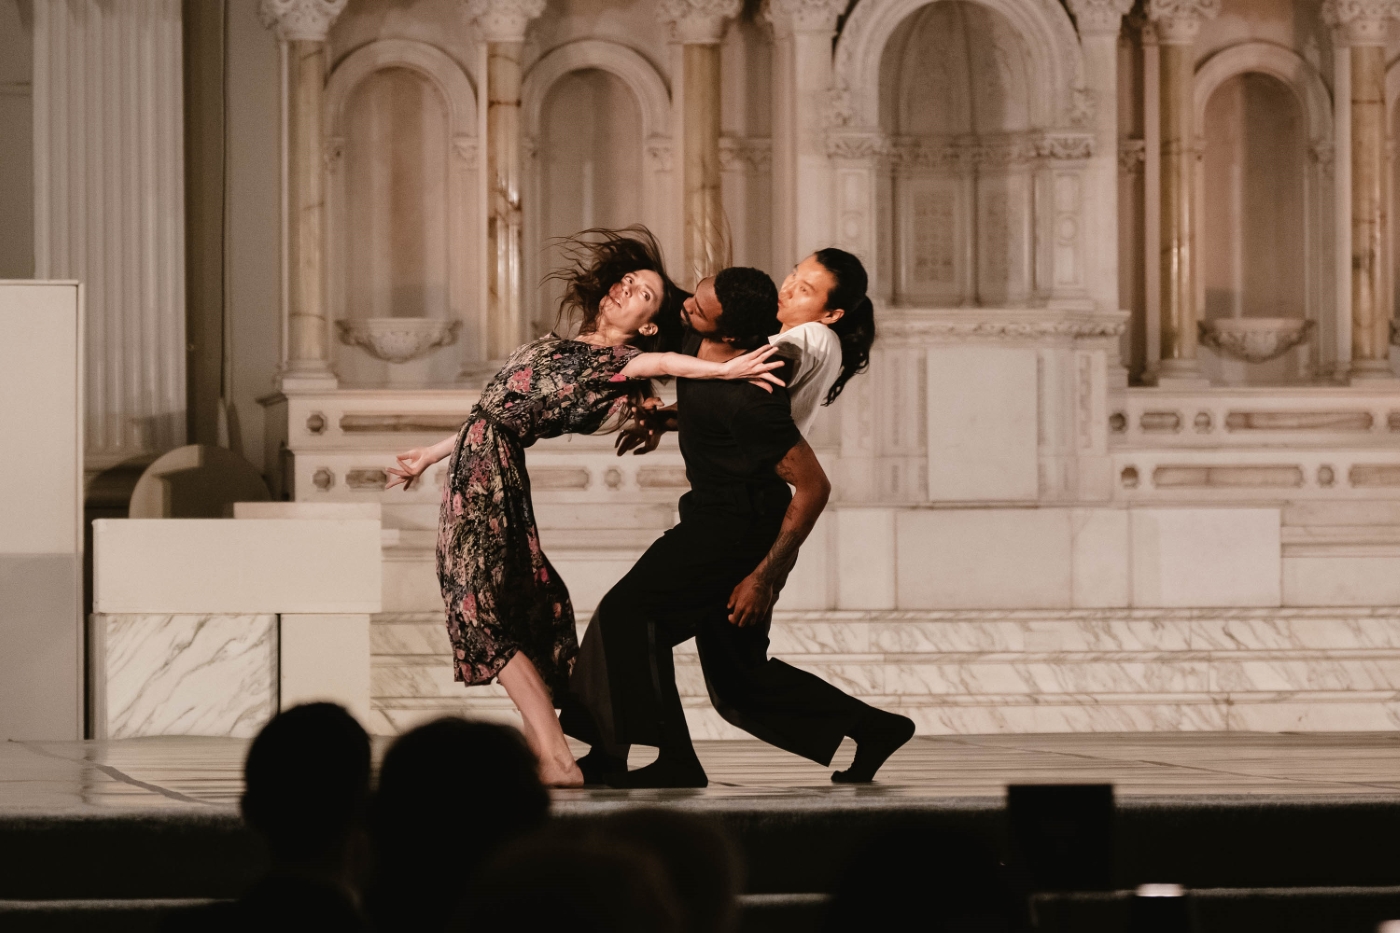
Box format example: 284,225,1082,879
5,732,1400,814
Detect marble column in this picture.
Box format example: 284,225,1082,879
766,0,847,270
466,0,544,360
1325,0,1400,380
1146,0,1217,386
1068,0,1133,384
33,0,187,470
260,0,347,391
661,0,740,287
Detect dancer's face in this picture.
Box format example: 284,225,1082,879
598,269,664,336
681,277,723,335
777,255,843,333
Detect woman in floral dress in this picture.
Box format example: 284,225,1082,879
385,229,782,785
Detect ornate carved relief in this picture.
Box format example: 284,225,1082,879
763,0,846,35
880,316,1127,341
462,0,547,42
1067,0,1134,36
1153,465,1305,488
1119,139,1147,174
657,0,742,42
718,137,773,173
1322,0,1400,45
1146,0,1221,43
258,0,348,42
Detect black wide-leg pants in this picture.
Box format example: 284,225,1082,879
564,490,868,767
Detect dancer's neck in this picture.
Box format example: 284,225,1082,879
696,336,744,363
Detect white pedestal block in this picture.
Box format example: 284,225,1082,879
280,614,372,725
896,509,1075,609
0,281,83,740
93,519,382,614
89,614,277,739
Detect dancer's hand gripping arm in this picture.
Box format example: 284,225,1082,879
727,439,831,627
385,433,458,491
614,345,786,392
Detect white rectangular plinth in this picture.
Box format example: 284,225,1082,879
93,519,382,614
280,614,371,725
234,502,382,520
1284,557,1400,607
925,346,1039,501
0,281,83,740
1071,508,1131,608
90,613,277,739
1130,509,1281,607
896,510,1073,609
835,509,896,610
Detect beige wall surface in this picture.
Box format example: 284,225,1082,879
0,0,34,279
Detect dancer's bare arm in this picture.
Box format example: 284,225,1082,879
728,439,830,627
616,345,786,391
385,433,457,491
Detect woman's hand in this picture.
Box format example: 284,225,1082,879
717,345,787,393
385,447,434,491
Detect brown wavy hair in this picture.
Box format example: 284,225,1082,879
546,226,686,353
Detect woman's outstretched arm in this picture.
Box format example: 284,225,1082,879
615,344,786,390
385,433,458,491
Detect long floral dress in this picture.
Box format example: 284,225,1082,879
437,336,640,699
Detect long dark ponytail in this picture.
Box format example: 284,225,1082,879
813,247,875,405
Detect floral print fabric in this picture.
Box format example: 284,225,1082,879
437,336,639,697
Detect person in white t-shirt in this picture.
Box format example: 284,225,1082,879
615,248,875,455
767,248,875,434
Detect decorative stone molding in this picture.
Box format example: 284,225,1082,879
453,136,479,168
763,0,847,36
1068,85,1097,128
879,311,1127,343
336,318,462,364
258,0,347,41
646,138,675,173
1145,0,1221,43
658,0,742,43
1119,138,1147,173
826,132,888,162
1322,0,1400,45
1199,318,1315,364
719,136,773,172
883,133,1095,170
462,0,546,43
1067,0,1134,36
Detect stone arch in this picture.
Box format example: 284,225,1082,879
1194,43,1331,146
324,40,482,383
832,0,1085,132
1192,41,1336,381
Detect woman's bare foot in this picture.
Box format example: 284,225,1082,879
540,755,585,787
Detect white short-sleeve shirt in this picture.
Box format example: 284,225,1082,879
768,321,842,436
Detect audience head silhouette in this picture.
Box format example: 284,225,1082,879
240,702,371,865
367,717,549,933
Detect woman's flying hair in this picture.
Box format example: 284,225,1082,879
812,247,876,405
545,226,686,353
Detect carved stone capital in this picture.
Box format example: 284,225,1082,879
1322,0,1400,45
1119,138,1147,174
1067,0,1134,36
827,132,888,163
463,0,546,43
763,0,847,37
1145,0,1220,44
659,0,742,43
258,0,347,42
719,136,773,172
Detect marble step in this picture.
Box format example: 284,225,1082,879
372,610,1400,657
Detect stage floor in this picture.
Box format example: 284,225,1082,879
4,732,1400,813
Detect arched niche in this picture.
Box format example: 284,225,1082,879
325,40,480,386
1194,43,1334,384
830,0,1090,309
522,41,674,333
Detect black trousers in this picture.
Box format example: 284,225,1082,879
563,489,868,767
